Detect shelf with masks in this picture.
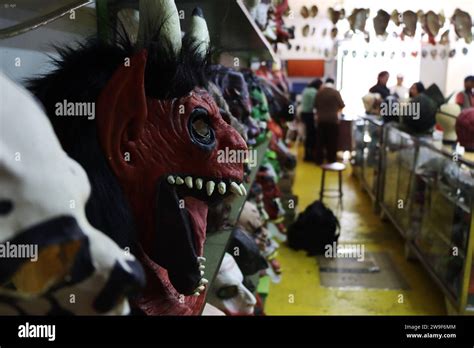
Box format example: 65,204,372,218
200,132,271,314
94,0,280,65
176,0,279,64
0,0,94,39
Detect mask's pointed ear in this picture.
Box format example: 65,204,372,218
96,50,148,182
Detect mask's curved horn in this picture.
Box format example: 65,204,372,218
187,7,210,59
137,0,182,57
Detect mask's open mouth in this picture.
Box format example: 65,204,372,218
153,175,246,296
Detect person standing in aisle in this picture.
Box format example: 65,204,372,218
455,75,474,110
301,79,323,161
314,78,345,165
369,71,390,100
390,73,409,101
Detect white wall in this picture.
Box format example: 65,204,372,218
337,38,421,116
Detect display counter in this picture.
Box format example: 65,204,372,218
380,124,419,238
353,120,474,313
352,115,384,208
411,135,474,313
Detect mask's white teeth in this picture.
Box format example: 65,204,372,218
196,178,203,190
200,278,209,285
193,292,200,297
197,256,206,263
200,270,205,277
199,264,205,270
230,182,243,196
167,176,175,185
176,176,184,185
206,181,215,196
218,182,226,195
185,176,193,189
239,183,247,196
197,285,206,292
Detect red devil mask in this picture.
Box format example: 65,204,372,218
96,50,247,313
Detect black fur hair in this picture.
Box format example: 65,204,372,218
145,33,210,98
27,26,211,253
27,37,138,252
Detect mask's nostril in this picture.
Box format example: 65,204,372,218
0,200,13,216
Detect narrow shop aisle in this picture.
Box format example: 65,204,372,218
265,146,446,315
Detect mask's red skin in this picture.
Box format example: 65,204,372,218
268,119,284,140
96,49,247,315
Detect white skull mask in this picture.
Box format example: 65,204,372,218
0,72,145,315
207,253,256,315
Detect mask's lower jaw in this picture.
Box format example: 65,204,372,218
153,179,208,296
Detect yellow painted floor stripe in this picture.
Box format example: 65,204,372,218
265,145,446,315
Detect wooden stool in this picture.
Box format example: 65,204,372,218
319,162,346,205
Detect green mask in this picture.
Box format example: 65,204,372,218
250,87,271,122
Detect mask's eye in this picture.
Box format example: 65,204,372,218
193,118,210,139
188,107,216,150
217,285,239,300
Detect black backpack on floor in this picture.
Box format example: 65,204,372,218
287,200,340,255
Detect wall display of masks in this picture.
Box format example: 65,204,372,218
269,0,473,61
0,0,300,316
276,3,343,60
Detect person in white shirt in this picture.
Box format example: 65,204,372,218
390,74,409,101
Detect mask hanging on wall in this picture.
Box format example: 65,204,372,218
451,9,473,44
302,24,310,37
440,29,450,45
423,11,443,44
402,10,418,38
0,73,145,315
328,7,345,25
348,8,370,42
391,10,402,26
373,9,390,38
207,253,257,316
300,6,309,19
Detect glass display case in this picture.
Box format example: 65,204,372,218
377,123,474,313
411,139,474,312
352,115,384,207
380,124,419,237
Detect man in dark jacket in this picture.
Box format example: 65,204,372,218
404,82,437,133
314,79,345,164
369,71,390,100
